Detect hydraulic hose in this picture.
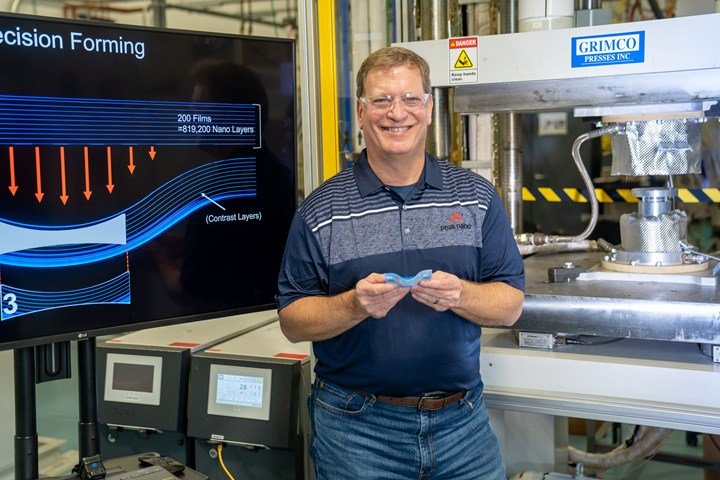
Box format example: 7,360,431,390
515,124,625,247
517,240,598,256
569,425,672,472
566,124,625,242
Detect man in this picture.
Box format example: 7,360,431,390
276,47,524,479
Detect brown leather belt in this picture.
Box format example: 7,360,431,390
375,391,465,411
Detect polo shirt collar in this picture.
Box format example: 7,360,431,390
353,150,444,198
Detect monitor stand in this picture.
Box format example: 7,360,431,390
14,346,39,480
14,339,101,480
77,338,100,460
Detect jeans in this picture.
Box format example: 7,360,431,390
309,378,506,480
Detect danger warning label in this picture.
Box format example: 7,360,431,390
449,36,478,84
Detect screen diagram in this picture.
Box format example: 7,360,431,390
0,96,260,320
0,15,296,347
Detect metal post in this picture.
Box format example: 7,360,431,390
420,0,450,160
575,0,602,9
152,0,167,28
14,347,38,480
78,338,100,460
499,0,523,233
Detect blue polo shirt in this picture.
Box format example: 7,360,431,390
276,151,524,396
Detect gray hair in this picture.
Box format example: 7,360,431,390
356,47,431,98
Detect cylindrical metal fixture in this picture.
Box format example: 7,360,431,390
499,0,523,233
420,0,451,159
430,90,450,160
152,0,167,28
633,188,676,217
502,0,519,33
574,0,612,27
575,0,602,9
500,113,523,233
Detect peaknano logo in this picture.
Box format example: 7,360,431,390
449,211,463,223
571,31,645,68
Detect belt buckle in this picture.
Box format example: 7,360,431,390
417,394,444,411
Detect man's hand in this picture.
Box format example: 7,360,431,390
355,273,410,318
410,270,463,312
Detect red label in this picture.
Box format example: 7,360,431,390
168,341,200,348
274,353,309,360
449,37,477,49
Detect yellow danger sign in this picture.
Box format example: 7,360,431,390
453,50,474,69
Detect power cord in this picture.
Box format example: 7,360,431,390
217,443,236,480
564,336,624,346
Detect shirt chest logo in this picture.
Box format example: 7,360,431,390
440,211,472,231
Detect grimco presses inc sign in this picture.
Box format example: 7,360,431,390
571,31,645,68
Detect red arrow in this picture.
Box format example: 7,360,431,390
8,147,17,196
128,146,136,174
59,147,69,205
106,146,114,193
149,146,157,160
34,146,44,203
83,147,92,200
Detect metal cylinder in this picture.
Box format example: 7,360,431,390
633,188,676,217
428,90,450,160
575,0,601,9
420,0,451,160
502,0,519,33
499,0,523,233
500,113,523,233
152,0,167,28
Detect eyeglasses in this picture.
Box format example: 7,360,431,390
359,93,431,111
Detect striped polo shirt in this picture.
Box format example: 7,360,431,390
277,150,524,396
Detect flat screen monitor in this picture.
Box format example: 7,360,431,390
0,13,296,349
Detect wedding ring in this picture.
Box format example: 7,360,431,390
433,297,440,305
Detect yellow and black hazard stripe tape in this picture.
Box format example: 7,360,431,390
521,187,720,203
